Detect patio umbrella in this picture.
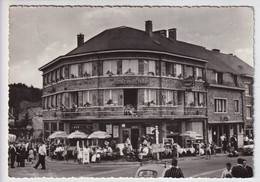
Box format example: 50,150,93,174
68,130,88,139
88,131,111,139
48,131,68,139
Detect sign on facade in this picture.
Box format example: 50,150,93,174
146,126,154,135
113,125,119,138
106,124,112,134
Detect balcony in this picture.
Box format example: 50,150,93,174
42,106,207,120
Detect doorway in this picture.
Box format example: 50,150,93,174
131,129,139,149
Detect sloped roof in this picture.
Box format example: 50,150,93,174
66,26,209,61
40,25,253,77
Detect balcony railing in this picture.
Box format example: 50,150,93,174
42,106,207,120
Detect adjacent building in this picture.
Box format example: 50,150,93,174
39,21,253,148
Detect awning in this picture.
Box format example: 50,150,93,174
208,120,244,124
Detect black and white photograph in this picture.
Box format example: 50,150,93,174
3,4,257,180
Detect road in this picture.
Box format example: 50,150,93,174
8,154,253,178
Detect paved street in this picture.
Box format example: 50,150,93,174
8,154,253,178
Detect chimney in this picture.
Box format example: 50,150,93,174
145,20,153,37
153,30,167,37
212,49,220,53
77,33,84,47
168,28,177,40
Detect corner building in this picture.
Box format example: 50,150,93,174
39,21,253,149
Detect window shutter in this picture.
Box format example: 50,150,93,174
64,65,69,79
155,61,160,75
117,60,122,75
139,60,144,75
78,64,83,77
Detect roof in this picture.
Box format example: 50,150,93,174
18,107,43,121
40,25,253,77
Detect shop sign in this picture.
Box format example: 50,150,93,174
146,127,154,135
113,125,119,138
82,151,90,164
115,78,149,86
131,126,138,129
182,76,195,87
106,124,112,134
151,143,165,153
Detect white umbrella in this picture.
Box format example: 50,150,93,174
48,131,68,139
88,131,111,139
68,130,88,139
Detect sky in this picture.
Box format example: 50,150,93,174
8,6,254,88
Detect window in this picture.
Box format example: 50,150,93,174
245,83,251,96
186,92,195,106
51,122,57,133
103,60,117,75
214,99,227,113
82,62,92,77
215,72,223,84
51,95,56,108
60,67,65,79
234,75,238,86
70,92,78,107
143,60,156,75
196,67,203,80
61,93,66,106
164,90,175,105
197,92,205,107
246,106,252,119
59,123,64,131
56,68,60,81
234,100,239,113
70,64,79,78
83,91,93,106
104,90,119,105
48,73,51,84
44,123,49,130
52,71,56,82
122,60,138,75
144,89,156,105
176,64,183,78
186,66,194,78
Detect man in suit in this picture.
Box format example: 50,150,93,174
9,143,16,168
243,159,253,177
164,158,184,178
231,158,248,178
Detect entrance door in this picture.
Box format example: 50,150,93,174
124,89,138,108
131,129,139,149
122,128,131,143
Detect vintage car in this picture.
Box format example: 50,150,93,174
135,163,171,178
242,141,254,155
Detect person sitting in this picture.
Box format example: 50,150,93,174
138,144,149,164
221,163,233,178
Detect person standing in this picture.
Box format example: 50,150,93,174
243,159,253,177
33,142,47,169
205,143,211,160
221,163,233,178
9,143,16,168
231,158,248,178
19,145,26,167
164,158,184,178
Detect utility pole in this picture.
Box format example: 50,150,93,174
155,125,160,160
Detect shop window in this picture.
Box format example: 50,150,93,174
215,72,223,84
245,83,251,96
104,90,119,105
70,64,79,78
186,92,195,106
144,89,156,106
83,91,93,106
143,60,156,75
122,60,138,75
246,106,252,119
234,100,239,113
166,123,180,134
103,60,117,76
71,124,93,134
214,99,227,113
196,67,203,80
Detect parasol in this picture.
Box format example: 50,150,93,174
88,131,111,139
48,131,68,139
8,134,16,143
68,130,88,139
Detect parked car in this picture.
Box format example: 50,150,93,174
242,140,254,155
135,163,170,178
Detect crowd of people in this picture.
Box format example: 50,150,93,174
8,141,46,169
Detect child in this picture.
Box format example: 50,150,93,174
28,148,34,164
221,163,232,178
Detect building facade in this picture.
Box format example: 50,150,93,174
39,21,253,148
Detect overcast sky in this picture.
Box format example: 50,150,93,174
9,6,254,88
